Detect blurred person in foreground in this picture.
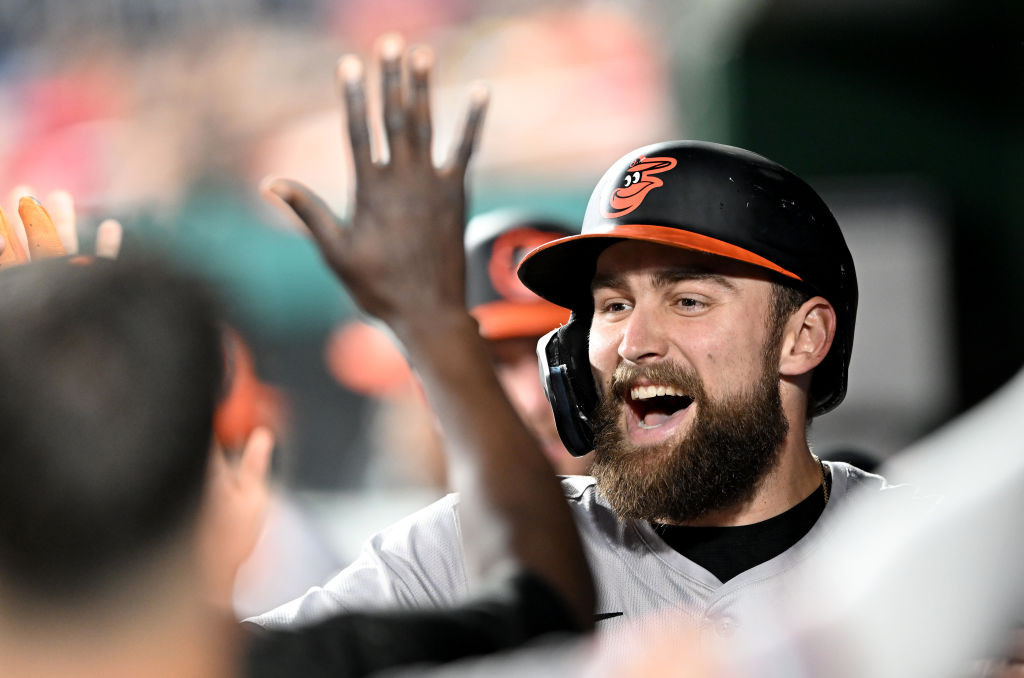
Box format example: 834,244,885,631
331,210,591,489
0,185,330,622
0,258,271,678
251,33,915,645
0,39,595,678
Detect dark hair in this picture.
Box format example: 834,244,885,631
765,278,817,418
0,257,224,603
767,280,811,337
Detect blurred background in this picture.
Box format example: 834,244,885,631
0,0,1018,615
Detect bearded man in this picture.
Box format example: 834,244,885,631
252,134,902,641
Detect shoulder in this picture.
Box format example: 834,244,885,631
829,461,890,491
825,461,937,512
372,492,463,543
247,493,468,627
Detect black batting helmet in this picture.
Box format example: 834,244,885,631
519,140,857,448
464,210,574,340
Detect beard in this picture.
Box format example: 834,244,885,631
590,354,789,523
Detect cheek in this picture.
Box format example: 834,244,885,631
587,326,617,389
698,339,770,396
496,361,541,415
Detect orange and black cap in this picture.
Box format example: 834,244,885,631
518,140,858,416
465,210,573,340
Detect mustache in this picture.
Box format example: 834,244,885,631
607,362,706,403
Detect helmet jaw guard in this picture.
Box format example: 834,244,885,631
524,140,858,453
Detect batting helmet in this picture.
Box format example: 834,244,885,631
464,210,574,340
518,140,857,456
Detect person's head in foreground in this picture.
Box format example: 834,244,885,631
518,140,857,525
0,258,272,678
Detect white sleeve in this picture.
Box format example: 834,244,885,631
246,493,471,628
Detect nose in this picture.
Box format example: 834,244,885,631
618,303,669,365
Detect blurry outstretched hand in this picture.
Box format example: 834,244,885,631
0,188,122,268
262,34,488,339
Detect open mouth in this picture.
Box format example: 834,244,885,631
627,384,694,429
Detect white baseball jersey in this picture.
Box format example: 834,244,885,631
251,461,904,644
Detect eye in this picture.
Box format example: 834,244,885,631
623,174,633,187
674,296,709,314
632,171,641,184
593,292,632,316
602,300,631,314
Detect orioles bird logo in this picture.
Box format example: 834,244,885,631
602,155,677,218
489,228,562,302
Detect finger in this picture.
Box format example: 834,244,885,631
261,178,342,254
377,33,407,165
95,219,123,259
7,185,32,253
407,45,434,160
337,55,373,176
445,82,490,174
0,205,28,267
47,189,79,254
19,196,66,259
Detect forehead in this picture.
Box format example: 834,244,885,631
592,240,775,286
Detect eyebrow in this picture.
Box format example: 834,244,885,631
591,267,738,294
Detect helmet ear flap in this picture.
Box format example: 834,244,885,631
536,311,598,457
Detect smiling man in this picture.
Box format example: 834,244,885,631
254,138,900,642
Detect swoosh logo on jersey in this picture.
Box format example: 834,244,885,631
593,612,624,622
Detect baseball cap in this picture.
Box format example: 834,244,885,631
464,209,574,340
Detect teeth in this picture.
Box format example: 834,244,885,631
630,385,685,400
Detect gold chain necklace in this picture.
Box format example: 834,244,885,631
811,453,830,504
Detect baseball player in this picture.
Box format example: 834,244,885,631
252,36,909,646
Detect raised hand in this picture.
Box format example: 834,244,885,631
263,34,488,339
0,189,123,269
263,35,595,629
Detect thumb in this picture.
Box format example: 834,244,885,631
261,177,342,253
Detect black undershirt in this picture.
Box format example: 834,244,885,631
653,471,832,584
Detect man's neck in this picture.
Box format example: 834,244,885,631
668,437,824,527
0,584,240,678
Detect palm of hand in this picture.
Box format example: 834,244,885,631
264,35,488,332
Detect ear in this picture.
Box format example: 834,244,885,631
237,426,274,496
229,426,275,567
778,296,836,378
198,427,275,611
